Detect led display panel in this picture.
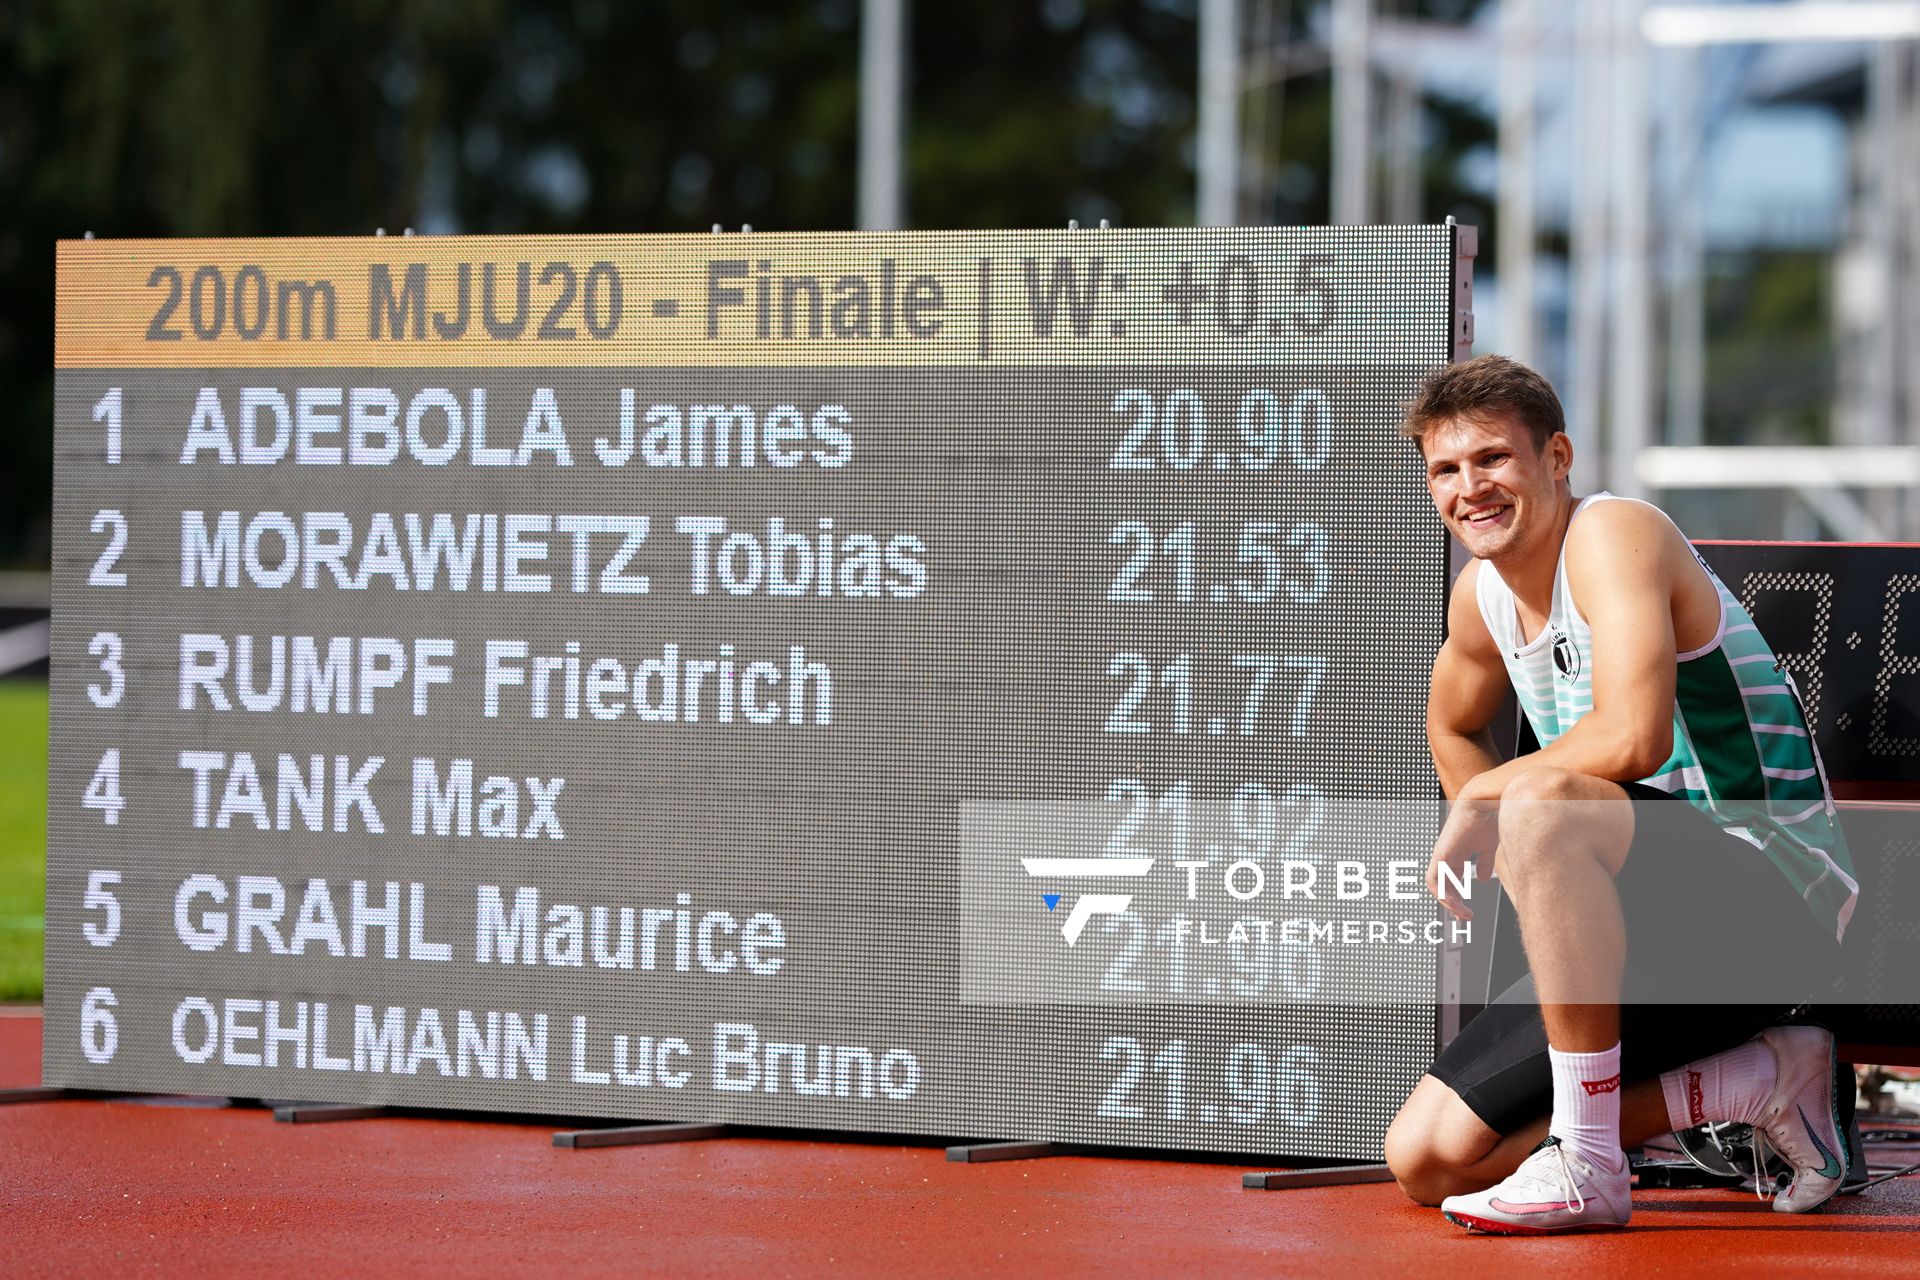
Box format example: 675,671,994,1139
48,228,1462,1159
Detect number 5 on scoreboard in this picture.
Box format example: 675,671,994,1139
84,749,126,825
83,870,122,947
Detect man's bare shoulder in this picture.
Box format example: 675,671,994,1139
1444,558,1499,656
1563,499,1698,648
1450,556,1484,597
1564,498,1686,575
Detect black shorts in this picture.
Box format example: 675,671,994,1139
1428,783,1843,1137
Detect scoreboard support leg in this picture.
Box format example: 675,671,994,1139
0,1087,100,1105
2,1088,255,1107
273,1103,397,1124
1241,1164,1396,1190
945,1141,1064,1163
553,1122,730,1149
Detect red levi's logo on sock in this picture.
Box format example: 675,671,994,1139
1686,1069,1706,1126
1581,1072,1623,1097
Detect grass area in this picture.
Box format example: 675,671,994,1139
0,682,47,1001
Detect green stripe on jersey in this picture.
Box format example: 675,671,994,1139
1674,650,1766,801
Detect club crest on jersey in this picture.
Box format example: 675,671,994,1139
1551,629,1581,682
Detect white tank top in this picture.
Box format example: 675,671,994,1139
1472,493,1857,940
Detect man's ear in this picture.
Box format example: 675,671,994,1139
1547,432,1573,480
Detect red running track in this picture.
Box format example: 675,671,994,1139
3,1009,1918,1279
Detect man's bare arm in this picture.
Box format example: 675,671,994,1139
1428,559,1511,800
1457,501,1681,802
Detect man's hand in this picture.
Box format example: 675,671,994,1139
1427,787,1499,921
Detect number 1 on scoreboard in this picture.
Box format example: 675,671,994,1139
92,388,121,463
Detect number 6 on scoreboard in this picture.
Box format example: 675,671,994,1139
81,987,119,1065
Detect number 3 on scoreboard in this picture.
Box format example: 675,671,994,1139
87,632,125,708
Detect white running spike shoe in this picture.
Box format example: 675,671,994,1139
1440,1137,1631,1235
1754,1025,1848,1213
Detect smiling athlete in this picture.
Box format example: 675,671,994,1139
1381,356,1859,1234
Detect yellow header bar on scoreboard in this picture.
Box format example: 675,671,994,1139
55,229,1452,369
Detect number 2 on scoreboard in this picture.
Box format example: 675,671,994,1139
88,510,128,587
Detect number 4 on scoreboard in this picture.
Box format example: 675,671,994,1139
83,749,126,825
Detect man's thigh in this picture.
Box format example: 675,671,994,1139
1425,791,1840,1136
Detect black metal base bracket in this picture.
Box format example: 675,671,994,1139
553,1122,730,1149
945,1140,1064,1163
273,1103,396,1124
1242,1163,1396,1190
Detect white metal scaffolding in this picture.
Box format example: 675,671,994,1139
1184,0,1918,535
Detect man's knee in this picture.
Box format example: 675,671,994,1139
1495,766,1632,884
1384,1078,1497,1206
1502,764,1589,808
1383,1115,1451,1205
1384,1121,1474,1206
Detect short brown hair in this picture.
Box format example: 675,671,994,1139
1401,355,1566,452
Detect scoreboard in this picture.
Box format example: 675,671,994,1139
1697,542,1920,791
46,227,1466,1160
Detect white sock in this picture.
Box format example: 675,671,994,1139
1549,1043,1626,1172
1659,1037,1776,1131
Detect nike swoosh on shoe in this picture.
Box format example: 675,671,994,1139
1487,1198,1577,1215
1799,1104,1843,1180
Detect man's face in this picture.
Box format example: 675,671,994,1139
1422,413,1571,562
